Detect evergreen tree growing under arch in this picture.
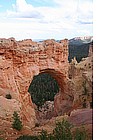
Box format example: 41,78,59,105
28,73,59,109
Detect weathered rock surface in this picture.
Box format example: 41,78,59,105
0,37,93,140
68,109,93,126
0,37,93,133
35,101,55,124
68,109,93,139
0,96,21,121
0,38,71,127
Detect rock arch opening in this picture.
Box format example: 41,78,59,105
28,73,59,108
28,72,60,122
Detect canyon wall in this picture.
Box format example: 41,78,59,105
0,38,73,127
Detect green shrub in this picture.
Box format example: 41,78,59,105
5,94,12,99
47,134,55,140
53,119,73,140
38,129,55,140
16,119,87,140
12,111,23,131
73,128,87,140
38,129,47,140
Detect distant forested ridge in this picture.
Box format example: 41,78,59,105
68,36,93,63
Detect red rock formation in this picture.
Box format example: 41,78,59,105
0,37,93,129
68,109,93,126
68,109,93,139
0,38,72,127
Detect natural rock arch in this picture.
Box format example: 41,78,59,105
0,38,74,127
39,68,67,92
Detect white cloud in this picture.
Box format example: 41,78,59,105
53,0,93,23
16,0,33,12
0,0,93,40
7,0,43,18
6,0,93,23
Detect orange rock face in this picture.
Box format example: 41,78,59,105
0,38,72,127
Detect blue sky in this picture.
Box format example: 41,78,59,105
0,0,93,40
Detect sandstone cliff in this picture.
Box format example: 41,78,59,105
0,37,93,139
0,38,70,128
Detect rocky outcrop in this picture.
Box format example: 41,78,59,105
0,38,71,127
0,37,93,129
68,49,93,110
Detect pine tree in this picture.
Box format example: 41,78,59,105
28,73,59,108
12,111,23,131
53,119,73,140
